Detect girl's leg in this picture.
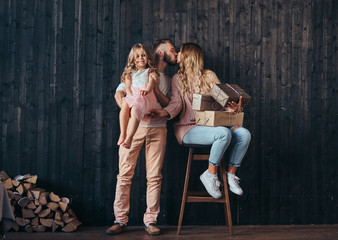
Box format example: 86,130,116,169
122,107,140,149
118,102,130,146
145,75,156,93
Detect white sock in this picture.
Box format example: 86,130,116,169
206,171,217,178
227,173,235,177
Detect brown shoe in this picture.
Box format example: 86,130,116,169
145,223,161,236
106,223,127,235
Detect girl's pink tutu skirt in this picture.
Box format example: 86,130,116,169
123,85,157,122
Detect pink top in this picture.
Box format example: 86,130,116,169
164,70,220,145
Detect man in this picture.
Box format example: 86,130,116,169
106,39,177,236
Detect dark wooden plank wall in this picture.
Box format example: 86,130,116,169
1,0,337,226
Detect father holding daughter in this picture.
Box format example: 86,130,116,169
106,39,177,236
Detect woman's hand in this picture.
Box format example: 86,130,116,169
225,96,243,113
150,109,170,118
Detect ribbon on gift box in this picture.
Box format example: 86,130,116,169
226,83,242,100
213,89,227,106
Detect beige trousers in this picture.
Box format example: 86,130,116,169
114,126,167,225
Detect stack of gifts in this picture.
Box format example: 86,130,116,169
193,84,251,127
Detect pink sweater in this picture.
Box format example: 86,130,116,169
164,70,220,145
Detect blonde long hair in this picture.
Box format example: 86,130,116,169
121,43,156,83
178,43,218,95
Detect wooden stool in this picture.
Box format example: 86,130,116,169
177,147,233,235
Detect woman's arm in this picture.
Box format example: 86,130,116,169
163,75,183,119
151,74,183,119
153,75,169,107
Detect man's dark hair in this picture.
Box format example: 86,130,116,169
152,39,174,53
152,39,174,65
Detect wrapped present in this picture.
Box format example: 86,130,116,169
192,94,224,111
195,110,244,127
210,84,251,108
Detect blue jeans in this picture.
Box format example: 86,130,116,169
182,126,251,167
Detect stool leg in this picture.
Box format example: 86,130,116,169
221,161,233,236
177,148,193,235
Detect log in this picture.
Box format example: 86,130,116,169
0,170,10,181
25,175,38,184
34,199,39,206
25,225,34,233
22,208,35,219
62,221,78,232
14,174,30,181
39,191,49,205
27,190,34,200
16,184,24,195
47,202,59,211
18,197,30,208
62,213,76,224
3,178,13,189
53,219,64,227
67,208,77,218
23,182,33,191
52,222,59,232
70,219,82,228
34,205,42,214
61,197,70,204
46,211,54,219
54,210,62,221
40,218,53,227
13,192,22,201
38,208,51,218
26,201,37,210
32,225,46,232
49,192,61,202
31,188,46,199
31,217,39,226
59,197,70,212
7,190,14,200
12,179,20,187
16,217,30,227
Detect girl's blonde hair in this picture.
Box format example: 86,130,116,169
178,43,217,95
121,43,156,83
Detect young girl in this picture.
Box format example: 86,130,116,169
117,43,158,149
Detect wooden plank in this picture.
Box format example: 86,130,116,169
81,0,98,224
278,0,293,225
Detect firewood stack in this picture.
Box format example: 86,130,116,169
0,171,81,233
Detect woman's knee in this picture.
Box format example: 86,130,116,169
233,127,251,143
216,127,232,141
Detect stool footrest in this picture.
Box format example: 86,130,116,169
186,195,226,203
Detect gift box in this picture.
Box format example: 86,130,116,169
195,110,244,127
210,84,251,108
192,94,224,111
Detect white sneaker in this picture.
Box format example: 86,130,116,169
227,173,243,196
200,170,222,199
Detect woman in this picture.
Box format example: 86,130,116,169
151,43,251,198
